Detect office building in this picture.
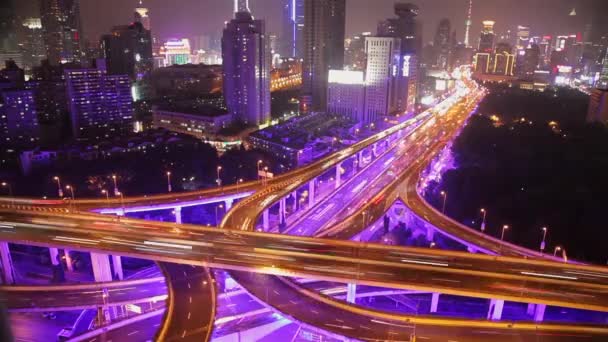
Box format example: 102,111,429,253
101,22,153,80
434,19,451,70
282,0,305,58
516,25,530,50
152,104,231,140
327,70,365,122
378,3,421,55
27,60,69,125
20,18,46,73
493,43,515,76
65,64,133,140
222,3,271,126
363,37,401,124
597,48,608,90
0,89,40,148
39,0,83,65
521,44,540,76
478,21,495,53
161,39,191,66
474,53,491,73
0,0,17,53
463,0,473,48
302,0,346,112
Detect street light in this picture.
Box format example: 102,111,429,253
540,227,548,254
215,204,224,225
236,178,244,192
112,175,119,196
65,185,75,200
53,176,63,198
257,160,263,180
554,246,562,257
1,182,12,197
501,225,509,241
216,166,223,188
440,191,447,213
429,242,436,248
480,208,487,232
166,171,172,193
116,191,125,216
101,189,110,205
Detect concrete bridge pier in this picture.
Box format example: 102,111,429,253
308,179,316,207
64,250,74,272
430,293,440,313
467,246,478,254
174,207,182,224
279,197,286,225
91,253,113,282
533,304,546,322
335,162,342,189
426,224,435,242
0,242,14,284
49,247,60,266
487,299,504,320
225,199,234,210
346,283,357,304
263,209,270,231
112,255,123,280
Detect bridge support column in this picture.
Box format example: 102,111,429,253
0,242,14,285
262,209,269,231
91,253,112,282
467,246,478,254
308,179,316,207
430,293,440,313
335,163,342,189
225,199,234,210
487,299,504,320
49,247,60,266
526,303,536,316
533,304,546,322
279,198,286,225
174,207,182,224
372,143,378,158
426,225,435,242
346,283,357,304
291,191,298,211
111,255,123,280
64,250,74,272
357,151,364,169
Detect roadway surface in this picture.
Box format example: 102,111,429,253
4,209,608,313
2,277,166,312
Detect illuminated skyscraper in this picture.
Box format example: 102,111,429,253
327,70,365,122
222,3,271,126
162,39,191,66
0,89,40,148
282,0,305,57
39,0,83,65
21,18,46,72
302,0,346,112
598,47,608,90
377,3,421,55
516,25,531,50
134,1,151,31
478,20,495,53
101,22,153,80
65,64,133,140
464,0,473,48
363,37,401,123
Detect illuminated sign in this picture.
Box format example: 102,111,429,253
557,65,572,73
328,70,365,85
402,55,411,77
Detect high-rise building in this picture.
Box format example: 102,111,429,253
282,0,305,58
0,0,17,54
492,42,515,76
39,0,83,65
0,88,40,148
478,20,495,53
101,22,153,80
134,1,151,31
344,33,370,71
597,47,608,90
20,18,46,73
434,19,451,70
65,64,133,140
464,0,473,48
521,43,540,76
363,37,401,123
377,3,421,55
516,25,531,50
302,0,346,112
27,60,69,125
327,70,365,122
222,3,270,126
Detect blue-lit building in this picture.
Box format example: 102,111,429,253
0,89,40,148
221,2,271,127
282,0,305,58
65,64,133,141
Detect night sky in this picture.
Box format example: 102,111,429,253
69,0,593,44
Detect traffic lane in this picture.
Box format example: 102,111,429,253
157,263,216,342
230,271,608,342
3,280,167,311
88,312,163,342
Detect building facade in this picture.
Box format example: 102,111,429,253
222,6,271,126
282,0,305,58
39,0,83,65
0,89,40,148
327,70,365,122
101,22,153,80
363,37,401,124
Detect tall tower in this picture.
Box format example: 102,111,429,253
302,0,346,112
363,37,401,124
222,2,271,126
464,0,473,48
39,0,83,65
282,0,305,58
434,18,451,70
478,20,495,53
134,1,151,31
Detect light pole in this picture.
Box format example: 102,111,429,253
65,185,75,200
1,182,12,197
554,246,562,257
257,160,263,181
116,191,125,216
166,171,172,193
480,208,487,232
440,191,447,213
112,175,119,196
101,189,110,205
501,225,509,241
540,227,548,254
216,166,223,188
429,242,436,248
236,178,244,192
53,176,63,198
215,204,224,225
